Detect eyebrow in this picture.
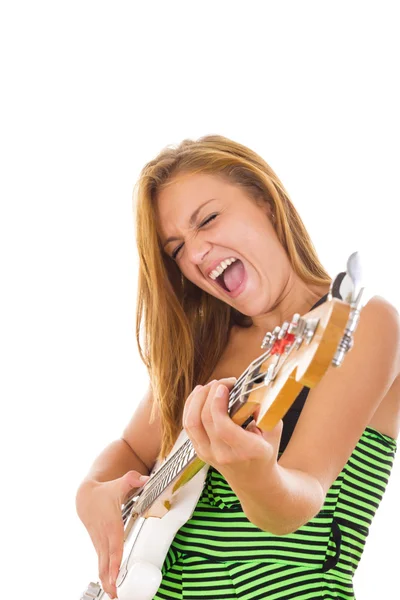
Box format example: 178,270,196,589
162,198,216,249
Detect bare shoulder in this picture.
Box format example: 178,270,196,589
278,293,400,496
121,385,162,472
365,295,400,437
363,294,400,372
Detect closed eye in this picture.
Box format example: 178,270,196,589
171,213,218,260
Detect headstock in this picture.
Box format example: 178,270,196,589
228,252,366,432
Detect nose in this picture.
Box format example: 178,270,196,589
186,235,212,265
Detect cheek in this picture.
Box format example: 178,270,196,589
180,262,207,290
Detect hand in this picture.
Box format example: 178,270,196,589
182,379,283,478
76,471,149,599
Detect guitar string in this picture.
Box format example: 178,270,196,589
126,309,327,517
127,330,308,517
129,342,288,514
129,360,257,509
129,329,305,515
130,362,272,514
130,366,252,500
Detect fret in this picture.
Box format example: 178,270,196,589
126,349,275,518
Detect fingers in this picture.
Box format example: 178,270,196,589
97,534,112,597
183,377,236,426
117,470,150,505
209,382,246,446
183,378,237,462
91,473,149,599
108,519,124,598
183,382,213,453
183,377,283,470
95,519,124,598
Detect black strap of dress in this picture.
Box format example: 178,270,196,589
279,272,346,454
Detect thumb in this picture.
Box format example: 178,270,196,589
247,418,283,444
259,419,283,441
117,470,150,502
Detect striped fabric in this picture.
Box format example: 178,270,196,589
153,426,397,599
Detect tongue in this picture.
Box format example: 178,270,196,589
222,260,245,292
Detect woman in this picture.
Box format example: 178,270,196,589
76,135,400,599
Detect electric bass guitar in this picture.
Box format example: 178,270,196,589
80,252,365,600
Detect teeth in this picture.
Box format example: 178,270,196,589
209,257,237,280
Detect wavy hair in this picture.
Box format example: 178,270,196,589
133,135,331,458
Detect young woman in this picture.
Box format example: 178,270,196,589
76,135,400,599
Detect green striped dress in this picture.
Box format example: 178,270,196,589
153,284,397,598
153,426,397,599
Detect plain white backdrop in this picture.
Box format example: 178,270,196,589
1,1,399,598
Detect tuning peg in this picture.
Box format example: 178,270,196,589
329,251,365,308
288,314,300,334
261,325,281,350
346,251,363,302
261,332,272,349
278,321,290,339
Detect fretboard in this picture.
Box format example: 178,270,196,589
125,354,268,520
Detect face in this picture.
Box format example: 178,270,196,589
156,172,292,317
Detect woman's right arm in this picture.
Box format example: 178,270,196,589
76,386,162,488
75,386,162,599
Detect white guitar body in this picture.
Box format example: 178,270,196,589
81,430,209,600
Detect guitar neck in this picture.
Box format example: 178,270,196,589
123,360,263,521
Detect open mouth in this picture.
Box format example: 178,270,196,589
215,274,230,292
213,259,246,295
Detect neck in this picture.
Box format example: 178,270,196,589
250,275,331,333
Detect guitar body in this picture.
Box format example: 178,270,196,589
115,431,209,600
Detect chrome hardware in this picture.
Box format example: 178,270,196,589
288,313,301,334
260,331,273,350
80,581,102,599
264,361,278,385
333,287,364,367
331,252,366,367
278,321,290,338
345,251,363,303
328,251,363,305
303,318,320,344
261,325,281,350
261,314,312,354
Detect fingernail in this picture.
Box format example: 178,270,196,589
215,384,225,398
139,475,150,482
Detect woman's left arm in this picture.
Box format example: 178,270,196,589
183,296,400,536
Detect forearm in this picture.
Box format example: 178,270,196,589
220,462,325,536
80,438,150,484
76,438,150,507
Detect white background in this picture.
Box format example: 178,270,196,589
1,1,399,598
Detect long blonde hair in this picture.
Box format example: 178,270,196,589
134,135,331,458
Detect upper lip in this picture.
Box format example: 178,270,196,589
205,256,238,278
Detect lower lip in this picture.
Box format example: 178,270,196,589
213,267,248,299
